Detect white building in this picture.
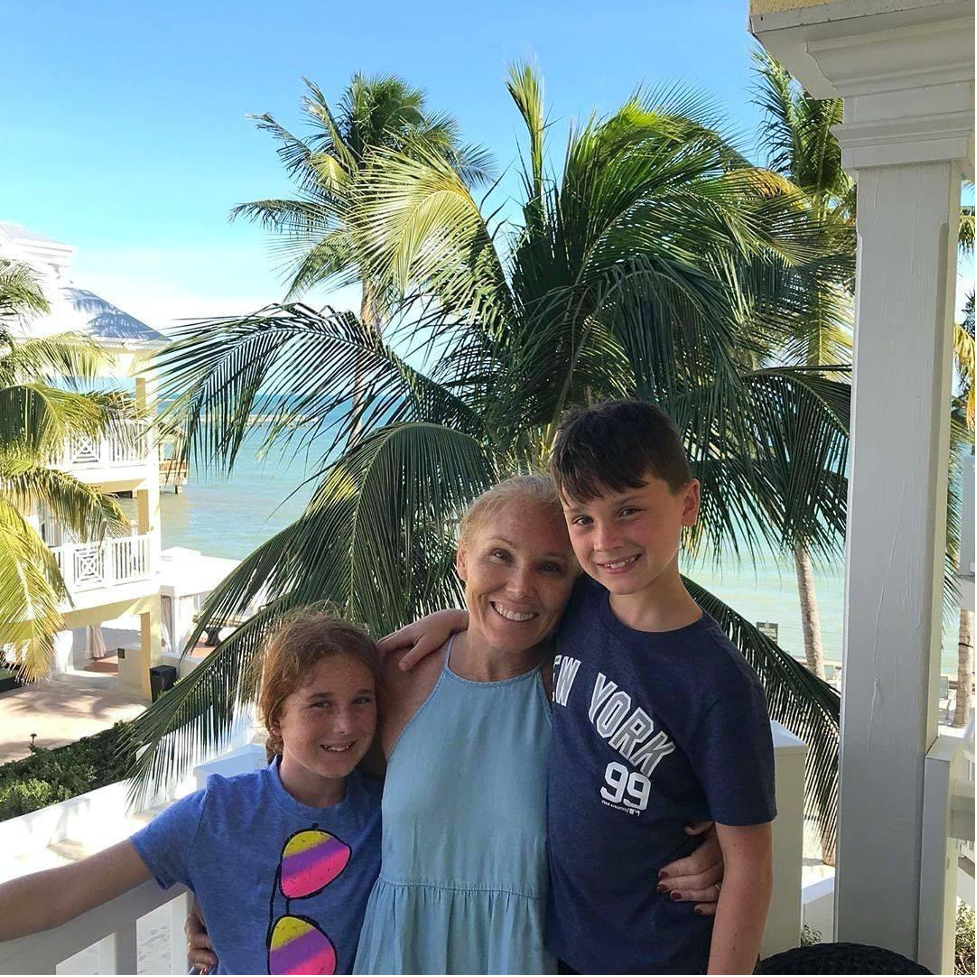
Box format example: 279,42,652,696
0,222,235,701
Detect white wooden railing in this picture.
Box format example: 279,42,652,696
0,730,262,974
54,423,151,470
51,534,152,592
0,883,191,975
919,716,976,973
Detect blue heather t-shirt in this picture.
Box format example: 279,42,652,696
546,576,776,975
130,760,382,976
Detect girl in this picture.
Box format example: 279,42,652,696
0,610,382,976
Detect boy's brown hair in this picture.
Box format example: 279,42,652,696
550,399,692,501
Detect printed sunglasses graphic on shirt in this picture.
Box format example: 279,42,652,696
265,826,351,975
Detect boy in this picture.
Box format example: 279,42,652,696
546,399,775,975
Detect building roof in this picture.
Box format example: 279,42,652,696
59,286,168,346
0,221,168,348
0,221,70,247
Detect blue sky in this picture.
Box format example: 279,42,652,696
2,1,971,330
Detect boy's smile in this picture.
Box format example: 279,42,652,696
561,472,700,628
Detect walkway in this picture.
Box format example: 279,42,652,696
0,671,146,764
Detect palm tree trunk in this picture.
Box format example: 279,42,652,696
794,540,826,681
953,608,974,727
352,279,379,438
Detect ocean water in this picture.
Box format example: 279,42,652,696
148,430,963,675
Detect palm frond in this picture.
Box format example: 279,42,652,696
0,499,65,681
154,304,484,473
686,576,840,849
0,260,49,326
0,382,135,460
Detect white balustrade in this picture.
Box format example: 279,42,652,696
54,423,151,470
51,535,153,593
0,882,191,975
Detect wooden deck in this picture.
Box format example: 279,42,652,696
159,458,188,492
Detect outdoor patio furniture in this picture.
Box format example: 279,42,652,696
757,942,931,974
0,662,24,694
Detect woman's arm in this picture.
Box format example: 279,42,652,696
0,840,152,940
185,896,218,974
706,822,773,975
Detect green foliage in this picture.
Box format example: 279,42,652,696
958,902,975,975
800,924,822,948
0,723,135,821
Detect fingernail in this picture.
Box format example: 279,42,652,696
656,884,667,894
694,907,704,916
670,891,681,901
658,870,667,880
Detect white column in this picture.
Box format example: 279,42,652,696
835,155,960,957
800,14,975,960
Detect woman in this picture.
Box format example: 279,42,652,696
353,473,575,974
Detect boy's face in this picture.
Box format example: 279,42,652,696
272,654,377,784
560,472,700,599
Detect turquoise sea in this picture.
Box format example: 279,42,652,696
152,430,962,676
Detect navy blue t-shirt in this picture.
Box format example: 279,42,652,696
546,576,776,975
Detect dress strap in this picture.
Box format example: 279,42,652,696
442,634,456,670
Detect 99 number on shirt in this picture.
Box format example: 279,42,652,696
600,761,651,811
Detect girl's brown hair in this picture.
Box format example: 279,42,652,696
258,608,380,760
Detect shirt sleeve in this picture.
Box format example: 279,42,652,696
129,788,207,889
687,677,777,826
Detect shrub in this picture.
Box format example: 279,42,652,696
0,722,135,821
958,902,975,976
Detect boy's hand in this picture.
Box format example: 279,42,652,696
656,821,724,916
185,897,217,974
379,609,469,671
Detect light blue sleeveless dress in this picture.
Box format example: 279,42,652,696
353,639,556,975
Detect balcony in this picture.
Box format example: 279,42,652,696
53,424,153,474
52,535,153,594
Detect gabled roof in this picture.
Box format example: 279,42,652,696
59,287,168,346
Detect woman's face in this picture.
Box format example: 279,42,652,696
456,500,577,656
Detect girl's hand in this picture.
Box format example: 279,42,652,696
185,898,217,974
656,821,724,916
379,610,469,671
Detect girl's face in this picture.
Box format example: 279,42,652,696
271,653,377,784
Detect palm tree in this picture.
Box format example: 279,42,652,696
0,259,133,680
952,290,975,727
132,66,845,845
750,51,857,682
230,74,489,333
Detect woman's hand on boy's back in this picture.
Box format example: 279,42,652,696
379,609,469,671
656,822,724,916
185,897,217,974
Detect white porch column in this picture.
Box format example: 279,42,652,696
750,0,975,962
837,148,960,956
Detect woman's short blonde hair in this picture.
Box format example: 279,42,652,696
458,473,566,548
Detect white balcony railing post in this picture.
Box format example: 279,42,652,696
919,724,976,974
0,882,189,975
96,925,137,975
48,534,154,597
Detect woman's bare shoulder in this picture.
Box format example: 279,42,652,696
378,645,445,755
